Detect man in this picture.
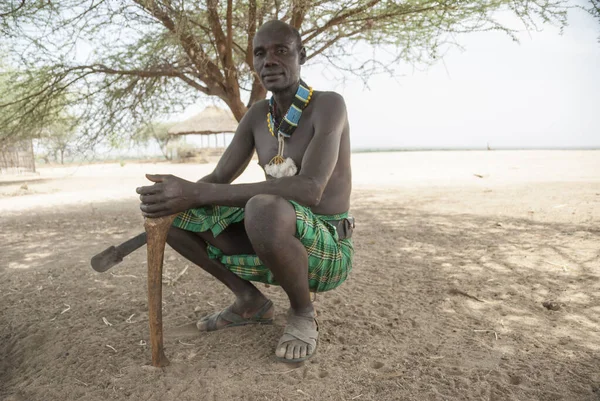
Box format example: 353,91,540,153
136,20,353,363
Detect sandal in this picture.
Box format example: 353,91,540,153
275,313,319,363
197,299,274,332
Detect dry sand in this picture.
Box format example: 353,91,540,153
1,150,599,400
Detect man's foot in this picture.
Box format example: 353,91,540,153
275,310,318,363
197,297,274,332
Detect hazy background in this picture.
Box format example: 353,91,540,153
176,8,599,152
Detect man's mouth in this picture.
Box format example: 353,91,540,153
263,73,283,79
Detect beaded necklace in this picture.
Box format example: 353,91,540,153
265,79,313,178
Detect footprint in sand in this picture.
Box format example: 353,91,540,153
508,374,523,385
371,361,385,369
318,370,329,378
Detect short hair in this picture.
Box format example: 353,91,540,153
259,20,303,50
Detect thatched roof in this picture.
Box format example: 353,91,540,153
168,106,238,136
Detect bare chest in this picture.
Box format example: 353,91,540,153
253,118,315,173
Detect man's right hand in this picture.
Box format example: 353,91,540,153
136,174,199,218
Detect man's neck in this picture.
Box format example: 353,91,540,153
272,80,300,118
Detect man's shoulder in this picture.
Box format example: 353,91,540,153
247,99,269,113
312,90,345,106
310,91,347,119
244,99,269,122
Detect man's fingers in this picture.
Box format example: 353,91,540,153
146,174,168,183
139,193,162,204
136,183,163,195
140,202,168,213
142,211,171,218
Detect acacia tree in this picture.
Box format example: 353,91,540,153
133,121,175,160
36,117,79,164
1,0,570,145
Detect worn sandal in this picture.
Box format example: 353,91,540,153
197,299,274,332
275,314,319,363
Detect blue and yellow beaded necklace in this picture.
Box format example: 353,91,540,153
265,79,313,178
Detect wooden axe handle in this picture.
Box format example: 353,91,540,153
144,214,176,368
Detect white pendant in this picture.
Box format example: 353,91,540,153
265,157,298,178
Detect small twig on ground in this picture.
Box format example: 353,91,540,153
125,314,136,323
110,272,138,279
546,261,568,272
178,340,194,346
296,389,312,398
473,329,498,340
102,317,113,326
352,395,364,400
259,368,300,375
106,344,118,353
61,304,71,314
449,288,485,303
170,265,189,286
73,378,89,387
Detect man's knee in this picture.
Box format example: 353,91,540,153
166,225,187,246
244,195,296,236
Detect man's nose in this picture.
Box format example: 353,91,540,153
264,52,278,67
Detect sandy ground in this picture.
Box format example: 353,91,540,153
0,150,599,401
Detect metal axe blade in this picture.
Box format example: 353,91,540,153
90,232,147,272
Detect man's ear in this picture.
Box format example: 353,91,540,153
299,46,307,65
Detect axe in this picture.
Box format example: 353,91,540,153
90,232,147,272
91,217,175,367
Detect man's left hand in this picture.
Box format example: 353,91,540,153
136,174,200,218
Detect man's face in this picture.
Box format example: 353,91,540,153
253,24,306,92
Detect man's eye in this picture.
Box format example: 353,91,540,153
255,51,264,57
277,48,287,54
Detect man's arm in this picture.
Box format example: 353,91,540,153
137,93,346,216
197,106,257,184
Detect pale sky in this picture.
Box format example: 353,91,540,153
305,9,600,150
180,8,599,151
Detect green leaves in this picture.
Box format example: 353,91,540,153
0,0,572,150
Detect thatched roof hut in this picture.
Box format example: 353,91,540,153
168,106,238,137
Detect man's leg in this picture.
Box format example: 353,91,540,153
166,223,273,330
244,195,317,361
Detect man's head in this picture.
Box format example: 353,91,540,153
253,20,306,93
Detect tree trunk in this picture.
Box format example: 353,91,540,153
222,76,267,122
225,95,249,122
161,138,171,160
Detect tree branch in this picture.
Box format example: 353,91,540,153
0,0,25,18
303,0,382,42
246,0,257,67
206,0,229,69
290,0,310,28
307,27,365,60
133,0,225,96
226,0,233,66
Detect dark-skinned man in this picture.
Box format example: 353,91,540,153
136,20,354,363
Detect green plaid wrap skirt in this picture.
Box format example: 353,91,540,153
172,200,354,292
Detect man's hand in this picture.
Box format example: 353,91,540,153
136,174,200,218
